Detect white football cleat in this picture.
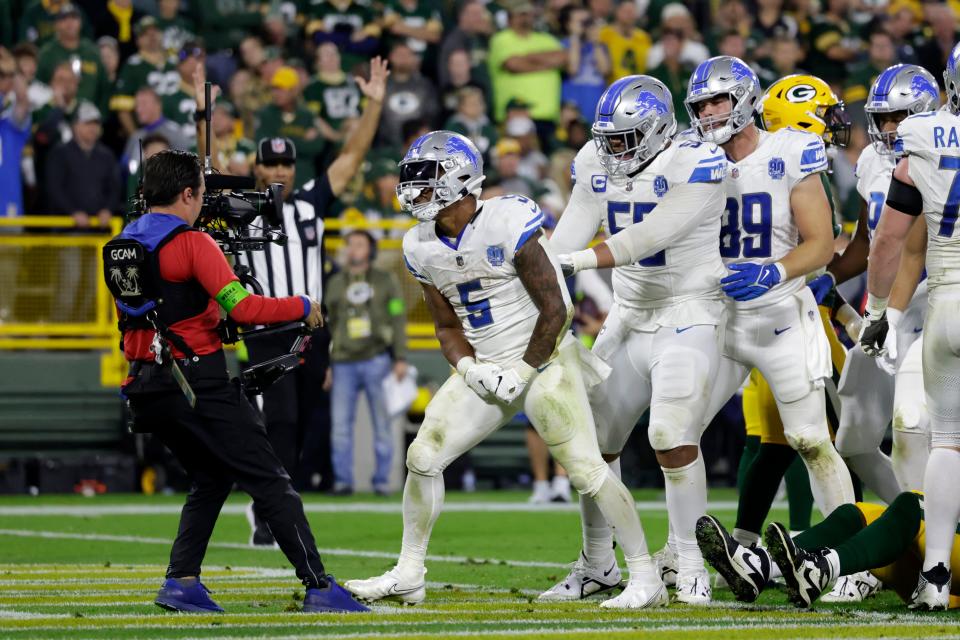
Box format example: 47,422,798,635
653,544,678,587
908,563,951,611
600,579,669,609
696,515,770,602
538,552,622,601
528,481,552,504
674,569,712,605
821,571,882,603
344,568,426,605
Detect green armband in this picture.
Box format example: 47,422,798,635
216,281,250,312
388,297,405,316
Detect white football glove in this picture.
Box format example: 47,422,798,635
877,308,902,375
457,357,503,400
492,361,537,405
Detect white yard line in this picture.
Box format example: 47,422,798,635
0,500,759,517
0,529,569,569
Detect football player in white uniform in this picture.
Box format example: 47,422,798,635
859,43,960,610
343,131,667,610
564,57,856,602
544,75,727,605
808,65,938,504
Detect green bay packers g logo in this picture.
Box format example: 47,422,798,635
785,84,817,103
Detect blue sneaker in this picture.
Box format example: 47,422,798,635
304,576,370,613
155,578,225,613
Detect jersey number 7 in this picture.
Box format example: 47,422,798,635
937,155,960,237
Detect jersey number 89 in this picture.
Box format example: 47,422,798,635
720,193,773,258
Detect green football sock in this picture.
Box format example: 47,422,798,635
793,503,865,551
785,454,813,532
833,492,922,576
737,436,761,493
736,443,795,535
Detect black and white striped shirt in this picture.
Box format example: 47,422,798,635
238,175,334,301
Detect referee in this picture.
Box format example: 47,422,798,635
108,149,367,613
239,56,389,545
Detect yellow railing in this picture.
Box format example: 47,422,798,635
0,216,440,355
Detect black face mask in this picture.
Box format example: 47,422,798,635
399,160,439,183
824,103,852,148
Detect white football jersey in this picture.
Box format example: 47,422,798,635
555,138,727,328
403,195,571,366
899,109,960,292
722,127,829,308
854,143,897,242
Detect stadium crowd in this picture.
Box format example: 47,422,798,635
0,0,956,496
2,0,958,228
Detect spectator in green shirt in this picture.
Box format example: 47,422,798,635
444,85,497,164
326,229,408,496
36,4,109,113
804,0,859,86
110,16,179,137
488,0,566,147
382,0,443,56
843,29,896,128
254,65,327,188
304,42,361,142
160,41,203,143
18,0,92,48
648,30,694,128
155,0,195,57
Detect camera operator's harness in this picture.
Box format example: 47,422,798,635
104,217,208,406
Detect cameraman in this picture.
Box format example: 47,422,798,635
239,57,389,545
109,149,366,614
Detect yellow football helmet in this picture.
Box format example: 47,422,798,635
759,74,852,147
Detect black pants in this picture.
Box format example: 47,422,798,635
246,327,332,487
127,354,326,588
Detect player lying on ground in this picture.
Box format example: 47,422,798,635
545,74,728,605
744,493,958,609
344,131,667,609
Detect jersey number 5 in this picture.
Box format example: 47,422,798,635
457,279,493,328
938,155,960,237
607,202,667,267
720,193,773,258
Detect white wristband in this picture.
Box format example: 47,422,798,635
571,249,599,273
835,302,860,328
456,356,476,376
865,293,889,318
773,262,787,281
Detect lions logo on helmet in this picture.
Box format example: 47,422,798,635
760,74,852,148
396,131,486,222
592,75,677,177
946,42,960,113
685,56,761,144
865,64,939,153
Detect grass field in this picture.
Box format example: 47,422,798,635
0,489,956,639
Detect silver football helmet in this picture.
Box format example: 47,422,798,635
865,64,939,153
592,75,677,176
396,131,485,222
946,44,960,114
685,56,761,144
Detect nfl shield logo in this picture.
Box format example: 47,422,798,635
731,166,740,179
768,157,785,180
487,246,505,267
305,226,316,241
271,138,286,153
591,175,607,192
653,175,668,197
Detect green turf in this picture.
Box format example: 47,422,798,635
0,490,954,639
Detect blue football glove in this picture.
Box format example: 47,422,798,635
807,272,836,305
721,262,785,302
